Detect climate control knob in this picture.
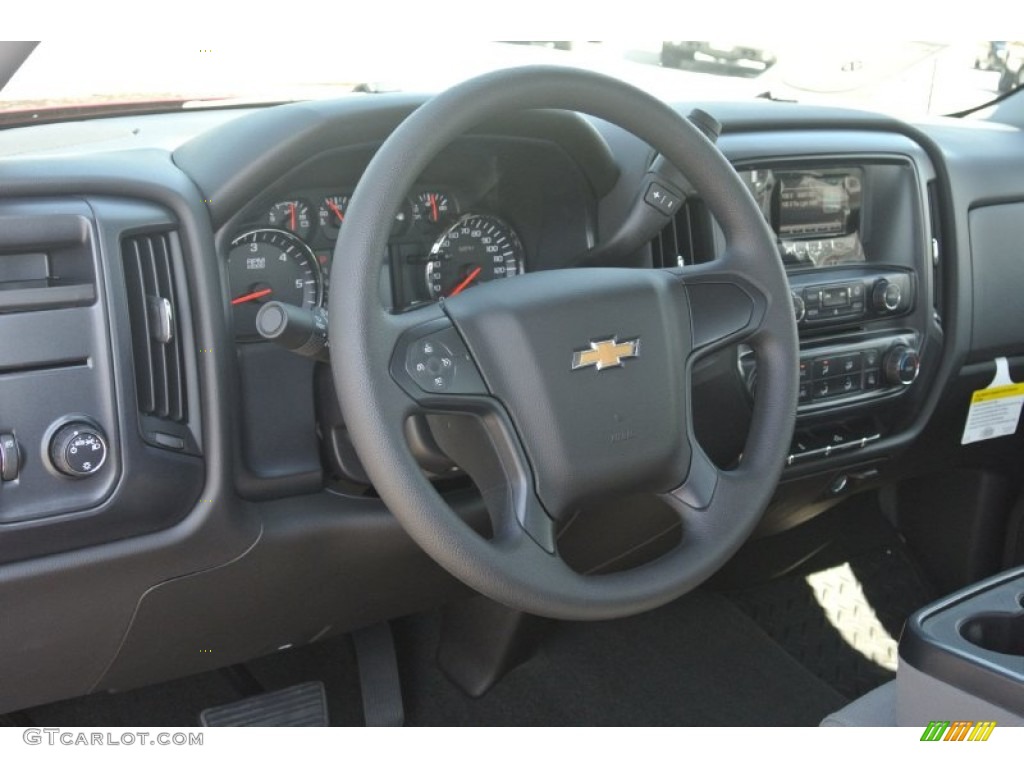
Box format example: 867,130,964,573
50,422,108,478
883,345,920,386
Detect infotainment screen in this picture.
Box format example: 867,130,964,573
739,167,865,268
776,170,861,238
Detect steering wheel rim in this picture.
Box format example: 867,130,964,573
330,66,798,621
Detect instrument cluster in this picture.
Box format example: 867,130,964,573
226,187,527,339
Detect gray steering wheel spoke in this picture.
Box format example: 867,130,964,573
669,257,771,356
422,400,560,555
663,445,721,515
387,312,560,554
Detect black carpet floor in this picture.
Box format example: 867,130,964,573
397,590,848,726
20,492,933,727
24,588,845,727
717,493,937,700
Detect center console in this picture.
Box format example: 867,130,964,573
897,565,1024,725
822,566,1024,727
736,158,933,471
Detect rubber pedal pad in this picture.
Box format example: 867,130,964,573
200,681,328,727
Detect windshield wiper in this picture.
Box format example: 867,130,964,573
755,91,797,103
948,81,1024,118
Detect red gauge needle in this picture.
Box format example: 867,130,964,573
447,267,482,297
429,193,439,222
289,203,297,232
231,288,273,305
327,199,345,223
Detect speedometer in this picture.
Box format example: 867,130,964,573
425,214,524,300
227,228,323,339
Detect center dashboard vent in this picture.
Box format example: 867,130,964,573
121,231,187,424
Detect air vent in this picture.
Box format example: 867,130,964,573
926,180,944,328
650,198,715,268
122,231,187,423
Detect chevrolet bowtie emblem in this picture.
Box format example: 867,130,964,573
571,338,640,371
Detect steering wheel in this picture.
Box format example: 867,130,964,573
330,66,798,621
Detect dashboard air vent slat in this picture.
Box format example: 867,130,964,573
650,198,715,268
122,232,187,423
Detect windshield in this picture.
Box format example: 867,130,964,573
2,41,1019,120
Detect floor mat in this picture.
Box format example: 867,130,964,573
720,494,936,700
395,590,846,726
25,496,930,727
21,589,845,727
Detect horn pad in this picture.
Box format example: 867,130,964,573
444,268,693,516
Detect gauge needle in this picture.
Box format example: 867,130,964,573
327,200,345,223
430,193,439,222
289,203,297,232
447,267,482,297
231,288,273,305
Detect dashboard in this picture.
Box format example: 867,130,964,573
0,87,1023,714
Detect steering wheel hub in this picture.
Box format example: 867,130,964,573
445,268,692,516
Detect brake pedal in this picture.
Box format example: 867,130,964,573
200,681,327,727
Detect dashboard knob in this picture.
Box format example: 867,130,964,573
872,279,902,312
0,434,20,482
883,345,920,386
49,422,108,478
791,293,806,324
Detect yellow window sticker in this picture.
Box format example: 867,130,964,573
962,357,1024,445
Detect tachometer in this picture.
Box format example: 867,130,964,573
425,214,524,300
227,228,323,339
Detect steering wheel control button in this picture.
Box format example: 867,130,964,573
407,339,456,391
643,182,682,216
50,422,108,478
0,433,20,482
394,322,488,398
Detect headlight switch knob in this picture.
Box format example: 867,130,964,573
50,422,108,478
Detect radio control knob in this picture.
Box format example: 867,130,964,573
883,345,920,386
872,279,902,312
792,293,806,324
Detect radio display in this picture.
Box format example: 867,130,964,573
739,166,865,268
777,170,861,238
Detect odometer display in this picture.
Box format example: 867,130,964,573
425,214,524,300
227,228,322,339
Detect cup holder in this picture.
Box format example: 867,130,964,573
960,612,1024,656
